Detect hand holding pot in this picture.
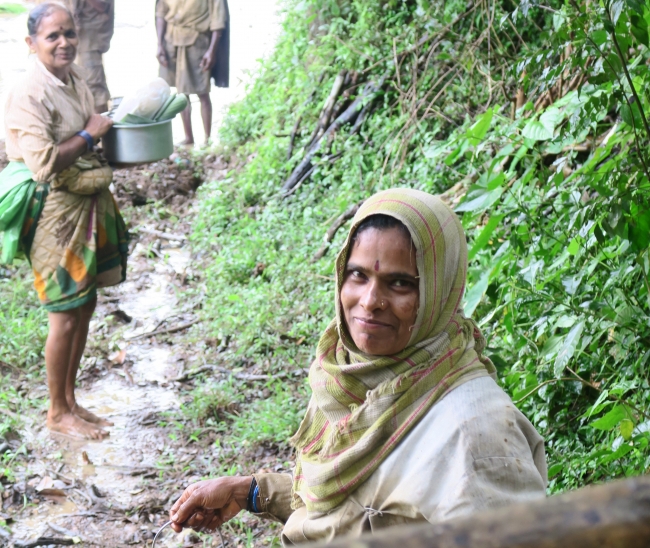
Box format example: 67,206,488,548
84,113,113,141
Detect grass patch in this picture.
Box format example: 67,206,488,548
0,264,47,369
225,382,305,447
181,377,242,426
0,3,27,15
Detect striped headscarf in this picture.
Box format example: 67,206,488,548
290,188,496,513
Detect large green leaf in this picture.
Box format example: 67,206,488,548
455,188,503,213
522,107,563,141
463,270,490,317
553,320,585,377
590,404,632,431
467,108,494,144
468,215,503,260
522,119,553,141
540,106,563,136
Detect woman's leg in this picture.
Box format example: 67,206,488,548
45,306,108,439
66,297,114,427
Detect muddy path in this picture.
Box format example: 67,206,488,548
1,154,289,547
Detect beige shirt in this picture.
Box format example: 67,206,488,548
4,59,94,182
156,0,227,47
255,376,547,545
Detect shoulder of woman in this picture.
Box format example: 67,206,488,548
440,377,543,459
7,62,54,106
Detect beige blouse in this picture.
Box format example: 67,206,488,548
253,376,547,545
4,59,94,183
156,0,227,47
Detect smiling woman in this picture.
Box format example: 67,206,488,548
165,188,547,544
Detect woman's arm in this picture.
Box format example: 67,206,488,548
155,16,168,67
155,0,169,68
199,30,223,72
169,473,294,532
5,89,113,180
52,113,113,173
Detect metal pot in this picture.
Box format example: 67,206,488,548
102,119,173,164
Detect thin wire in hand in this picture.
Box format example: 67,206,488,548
151,520,226,548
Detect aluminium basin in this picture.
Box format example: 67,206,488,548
103,119,173,164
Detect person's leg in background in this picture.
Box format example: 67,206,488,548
198,93,212,144
180,96,195,145
77,50,111,113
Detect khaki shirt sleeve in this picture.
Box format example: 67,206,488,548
252,473,294,524
209,0,227,31
155,0,169,19
5,93,59,182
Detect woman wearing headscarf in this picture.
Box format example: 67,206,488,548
0,3,128,439
167,189,546,543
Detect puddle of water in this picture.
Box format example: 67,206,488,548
12,499,80,537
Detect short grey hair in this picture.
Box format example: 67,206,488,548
27,2,73,36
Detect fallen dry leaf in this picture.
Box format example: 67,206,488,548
82,451,93,465
109,349,127,365
35,476,53,492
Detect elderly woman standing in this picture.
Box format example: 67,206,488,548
167,189,547,543
2,3,128,439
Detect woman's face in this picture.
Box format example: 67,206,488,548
26,9,78,77
340,227,419,356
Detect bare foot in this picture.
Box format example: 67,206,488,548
71,402,114,427
47,410,109,440
176,138,194,147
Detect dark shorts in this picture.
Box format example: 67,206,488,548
159,32,211,95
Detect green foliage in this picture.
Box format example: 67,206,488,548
193,0,650,494
444,0,650,490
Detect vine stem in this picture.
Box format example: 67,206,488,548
566,366,650,421
602,2,650,181
607,17,650,141
513,377,576,404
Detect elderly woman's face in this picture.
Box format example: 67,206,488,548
26,9,78,76
341,227,419,356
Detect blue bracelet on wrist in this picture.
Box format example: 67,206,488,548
76,130,95,152
252,484,260,513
